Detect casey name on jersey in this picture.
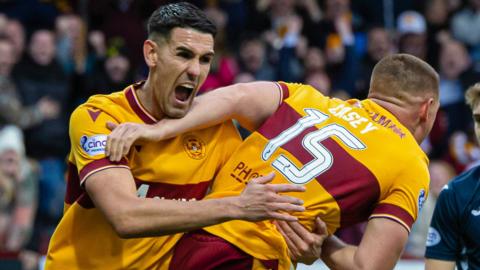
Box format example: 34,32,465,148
328,104,378,135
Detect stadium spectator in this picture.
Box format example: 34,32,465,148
236,33,275,82
3,19,26,62
107,53,440,269
424,0,452,69
0,38,59,129
0,125,38,268
45,3,308,269
198,4,238,93
451,0,480,48
12,29,70,254
425,82,480,270
355,26,396,99
438,40,478,136
397,11,428,60
86,45,134,98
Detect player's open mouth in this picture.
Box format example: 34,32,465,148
175,85,195,102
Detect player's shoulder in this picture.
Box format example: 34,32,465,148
444,165,480,198
279,82,328,99
72,91,127,121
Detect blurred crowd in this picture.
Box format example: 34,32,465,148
0,0,479,269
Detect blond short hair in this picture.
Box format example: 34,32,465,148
370,54,439,101
465,83,480,109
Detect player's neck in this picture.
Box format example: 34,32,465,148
136,79,165,121
368,96,418,140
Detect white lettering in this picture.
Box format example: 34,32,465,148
360,122,378,134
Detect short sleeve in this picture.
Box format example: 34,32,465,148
424,185,462,261
69,106,129,185
370,160,430,233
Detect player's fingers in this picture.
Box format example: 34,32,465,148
110,127,130,161
106,121,118,131
122,130,140,157
268,183,306,193
250,172,275,185
275,222,300,261
269,202,305,213
119,130,135,159
269,212,298,222
271,194,304,206
277,220,309,253
315,217,328,238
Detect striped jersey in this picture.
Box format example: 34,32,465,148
202,82,430,269
45,82,242,270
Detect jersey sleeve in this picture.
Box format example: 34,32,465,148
69,106,129,185
370,159,430,233
424,184,462,261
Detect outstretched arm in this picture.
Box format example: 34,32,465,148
85,169,306,238
106,81,282,161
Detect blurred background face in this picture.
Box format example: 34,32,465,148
105,55,130,83
0,149,20,181
428,160,455,197
240,39,265,73
305,71,331,96
439,41,470,79
5,20,25,61
271,0,295,16
326,0,350,18
0,40,15,76
426,0,449,25
29,30,56,66
367,28,394,61
471,0,480,10
399,34,427,60
304,47,325,73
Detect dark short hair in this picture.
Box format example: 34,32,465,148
147,2,216,41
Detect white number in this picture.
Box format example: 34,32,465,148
262,108,366,184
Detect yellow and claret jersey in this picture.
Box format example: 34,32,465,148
203,82,430,269
45,82,242,270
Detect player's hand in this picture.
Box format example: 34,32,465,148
276,217,328,265
105,122,159,162
236,172,306,222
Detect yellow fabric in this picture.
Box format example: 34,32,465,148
45,83,242,270
203,82,429,270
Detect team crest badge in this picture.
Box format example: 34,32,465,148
183,135,206,160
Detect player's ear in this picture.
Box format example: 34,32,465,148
419,97,434,122
143,39,158,67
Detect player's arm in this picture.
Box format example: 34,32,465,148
425,259,455,270
84,168,306,238
320,218,408,270
106,81,282,161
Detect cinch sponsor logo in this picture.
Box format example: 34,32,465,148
80,135,107,156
